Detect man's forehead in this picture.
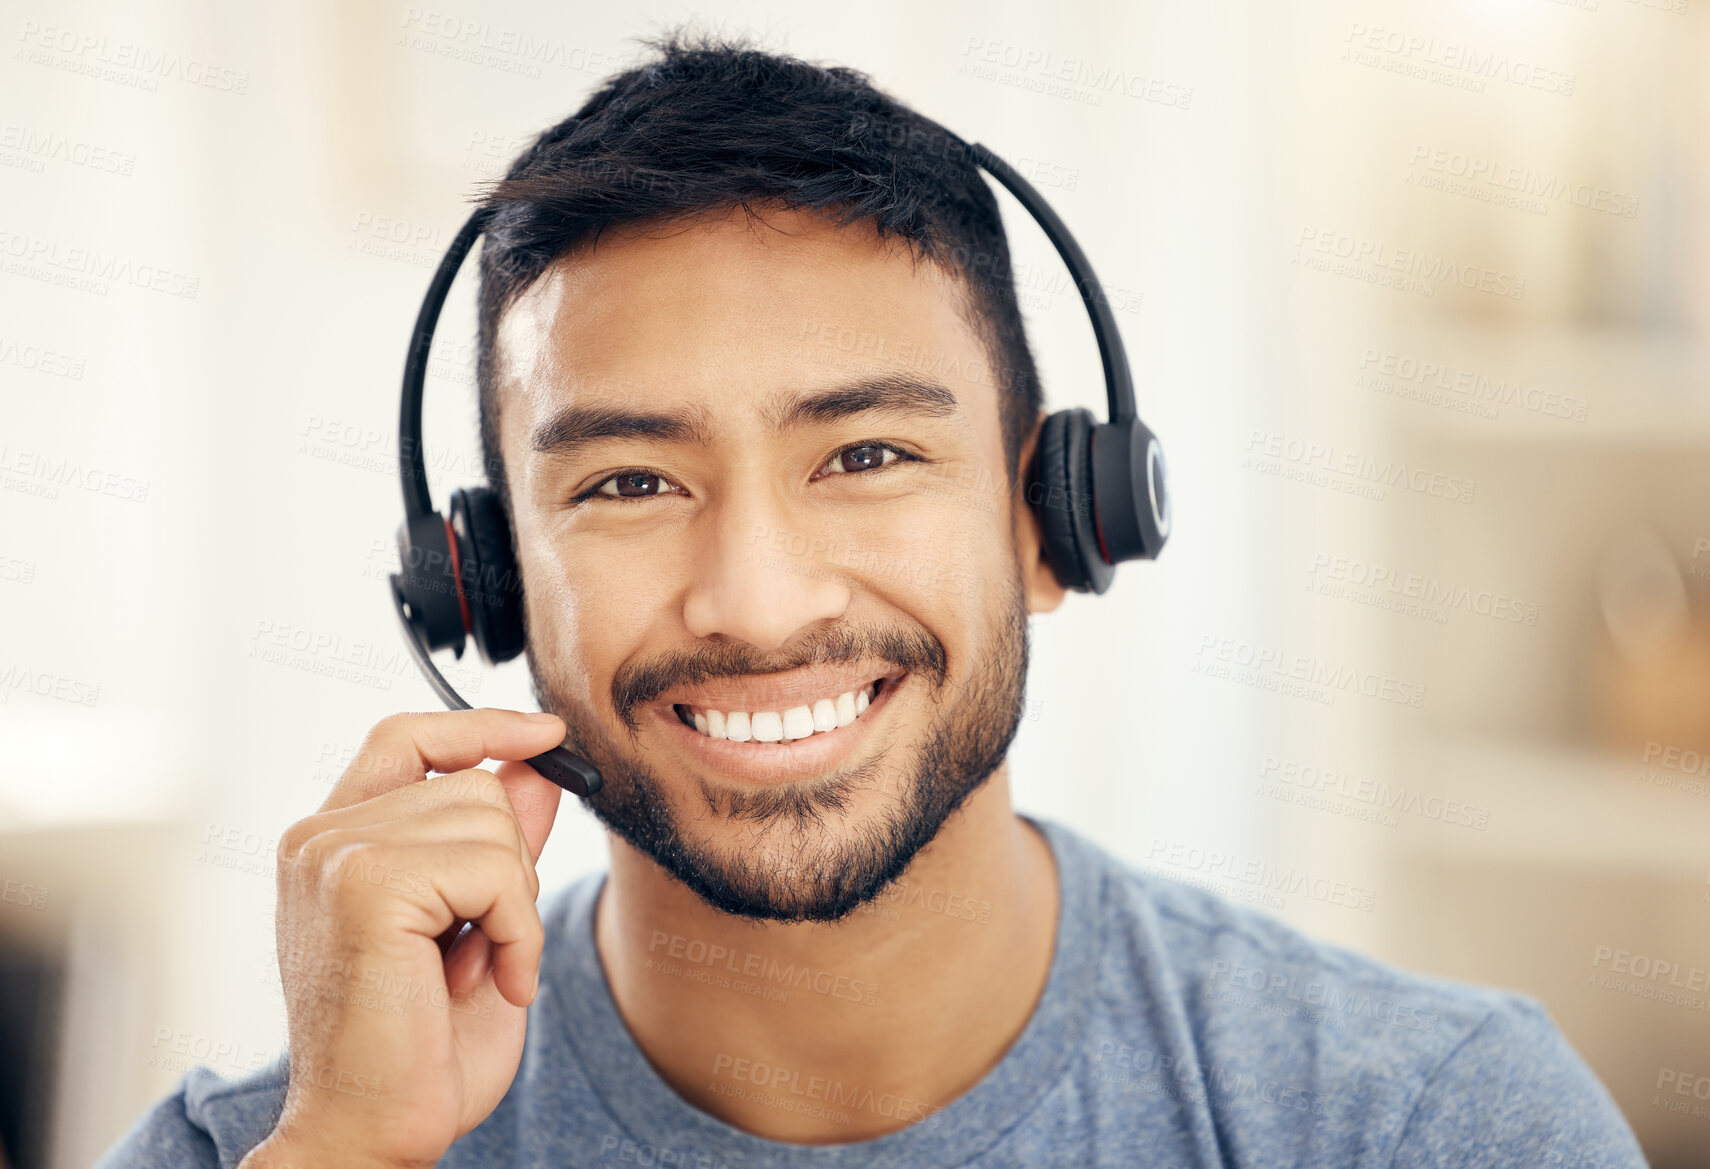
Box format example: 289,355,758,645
491,204,983,436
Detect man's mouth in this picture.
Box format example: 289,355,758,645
649,665,908,783
671,676,893,743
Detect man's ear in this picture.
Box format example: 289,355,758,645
1014,412,1069,615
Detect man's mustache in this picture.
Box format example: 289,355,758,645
610,623,947,731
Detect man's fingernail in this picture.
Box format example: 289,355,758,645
525,711,559,724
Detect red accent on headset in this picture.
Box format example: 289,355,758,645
444,516,473,635
1089,427,1112,564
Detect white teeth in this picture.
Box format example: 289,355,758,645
679,681,891,743
782,705,815,740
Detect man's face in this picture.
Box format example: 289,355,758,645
494,204,1061,922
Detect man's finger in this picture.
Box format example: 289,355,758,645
322,708,567,812
492,759,564,866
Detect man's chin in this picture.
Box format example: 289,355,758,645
586,761,940,924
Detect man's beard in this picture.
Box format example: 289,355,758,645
525,571,1031,923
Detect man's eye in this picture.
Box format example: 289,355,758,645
592,471,678,500
821,443,914,477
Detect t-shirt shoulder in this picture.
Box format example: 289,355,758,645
94,1057,287,1169
1054,821,1645,1167
1077,825,1516,1044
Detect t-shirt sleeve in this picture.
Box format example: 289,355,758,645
1388,997,1648,1169
92,1079,223,1169
93,1062,286,1169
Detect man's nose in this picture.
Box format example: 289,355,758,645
681,498,850,653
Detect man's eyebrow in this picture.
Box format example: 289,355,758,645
529,400,712,458
762,373,960,431
529,373,959,459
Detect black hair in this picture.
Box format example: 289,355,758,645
474,32,1042,499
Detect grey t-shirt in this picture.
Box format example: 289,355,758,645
96,816,1647,1168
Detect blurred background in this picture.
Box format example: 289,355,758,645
2,0,1708,1165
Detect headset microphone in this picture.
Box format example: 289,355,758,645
388,140,1171,799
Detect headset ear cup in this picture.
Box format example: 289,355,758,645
449,487,527,665
1030,410,1092,592
393,512,468,657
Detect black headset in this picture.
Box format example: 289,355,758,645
390,141,1171,799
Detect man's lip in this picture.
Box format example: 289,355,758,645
653,665,908,716
653,672,906,784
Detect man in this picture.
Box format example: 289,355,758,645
100,35,1645,1169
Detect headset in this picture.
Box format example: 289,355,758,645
390,140,1172,799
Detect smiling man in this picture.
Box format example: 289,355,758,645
99,35,1646,1169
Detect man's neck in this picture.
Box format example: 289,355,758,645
591,766,1060,1144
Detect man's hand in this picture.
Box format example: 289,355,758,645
240,708,570,1169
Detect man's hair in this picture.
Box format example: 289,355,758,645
473,33,1043,499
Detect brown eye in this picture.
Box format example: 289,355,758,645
596,471,675,498
825,444,898,475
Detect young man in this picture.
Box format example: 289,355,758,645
100,37,1645,1169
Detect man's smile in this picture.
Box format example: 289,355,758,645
651,666,909,784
